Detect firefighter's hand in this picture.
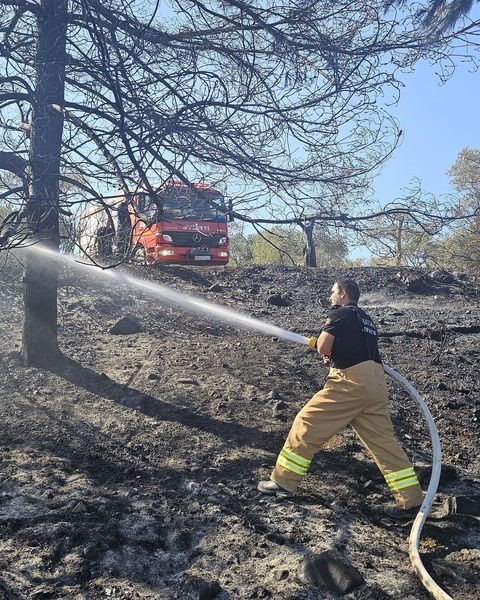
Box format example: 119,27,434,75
322,354,331,366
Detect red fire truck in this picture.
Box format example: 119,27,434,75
130,182,231,265
80,182,231,265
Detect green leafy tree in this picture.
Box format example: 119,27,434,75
250,227,304,265
429,148,480,271
365,213,435,267
429,225,480,271
246,225,348,266
357,185,448,267
314,228,349,267
449,148,480,208
228,223,253,267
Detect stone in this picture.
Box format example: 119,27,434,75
66,300,83,310
147,373,160,380
267,293,291,307
186,481,200,493
188,501,201,513
183,575,222,600
297,550,364,594
265,532,285,545
109,316,142,335
396,271,430,293
83,543,100,559
274,569,289,581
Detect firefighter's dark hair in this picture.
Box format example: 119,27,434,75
335,278,360,303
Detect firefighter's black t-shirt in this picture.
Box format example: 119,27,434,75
321,304,382,369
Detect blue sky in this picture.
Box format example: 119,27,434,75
372,57,480,203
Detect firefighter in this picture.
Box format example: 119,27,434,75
258,278,424,516
116,199,131,257
96,218,115,257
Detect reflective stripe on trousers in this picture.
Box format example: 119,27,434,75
384,466,420,492
276,447,312,476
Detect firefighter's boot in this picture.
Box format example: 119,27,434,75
257,480,293,499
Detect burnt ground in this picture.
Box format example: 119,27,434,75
0,258,479,600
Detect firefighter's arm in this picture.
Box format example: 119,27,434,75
316,331,334,357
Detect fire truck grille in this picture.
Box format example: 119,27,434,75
166,231,222,247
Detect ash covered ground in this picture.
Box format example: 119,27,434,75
0,258,479,599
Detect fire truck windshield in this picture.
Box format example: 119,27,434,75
138,190,227,222
164,197,226,221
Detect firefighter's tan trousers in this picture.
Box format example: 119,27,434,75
271,360,423,509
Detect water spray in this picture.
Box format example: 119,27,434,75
24,244,318,345
25,245,450,599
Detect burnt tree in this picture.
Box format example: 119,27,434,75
21,0,68,367
301,219,317,268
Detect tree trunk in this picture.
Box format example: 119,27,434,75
22,0,68,367
394,216,405,267
303,220,317,267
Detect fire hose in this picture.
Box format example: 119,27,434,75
383,364,452,600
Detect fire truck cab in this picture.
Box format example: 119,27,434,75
130,182,230,265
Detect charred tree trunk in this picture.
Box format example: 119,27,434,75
22,0,67,367
302,219,317,267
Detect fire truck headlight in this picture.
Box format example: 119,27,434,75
161,234,173,242
219,237,227,244
159,249,175,256
218,251,228,258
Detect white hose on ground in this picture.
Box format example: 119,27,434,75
383,364,453,600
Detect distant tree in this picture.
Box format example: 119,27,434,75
241,224,348,266
345,256,368,267
228,223,253,267
428,225,480,271
365,212,435,267
297,219,349,267
448,148,480,207
356,184,448,267
314,228,349,267
429,148,480,271
300,220,317,267
250,227,304,265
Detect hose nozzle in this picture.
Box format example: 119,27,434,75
307,336,317,350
